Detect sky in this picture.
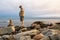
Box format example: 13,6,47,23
0,0,60,18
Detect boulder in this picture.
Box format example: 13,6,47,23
0,27,15,35
41,29,60,36
49,34,60,40
31,21,53,29
53,23,60,30
0,37,3,40
14,29,39,40
40,29,60,40
33,34,44,40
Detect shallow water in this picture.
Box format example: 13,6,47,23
0,19,60,27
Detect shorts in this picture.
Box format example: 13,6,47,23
20,16,24,21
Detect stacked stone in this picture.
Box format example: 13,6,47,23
8,19,15,32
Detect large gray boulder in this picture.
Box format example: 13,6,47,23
41,29,60,36
14,29,39,40
40,34,60,40
40,29,60,40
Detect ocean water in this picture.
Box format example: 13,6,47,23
0,16,60,27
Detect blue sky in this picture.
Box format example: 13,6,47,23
0,0,60,18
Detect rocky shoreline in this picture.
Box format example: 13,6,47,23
0,21,60,40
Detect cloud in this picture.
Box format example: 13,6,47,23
0,0,20,13
21,0,60,17
0,0,60,17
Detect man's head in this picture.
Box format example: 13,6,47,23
19,5,22,8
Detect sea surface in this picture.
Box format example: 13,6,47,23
0,16,60,27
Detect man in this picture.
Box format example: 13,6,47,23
19,5,24,28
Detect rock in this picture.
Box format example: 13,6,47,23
40,29,60,40
49,34,60,40
20,29,39,36
8,35,15,40
0,37,3,40
31,21,53,29
14,35,32,40
2,35,12,37
41,29,60,36
0,27,15,35
40,36,50,40
2,35,15,40
53,23,60,30
20,36,32,40
33,34,44,40
14,29,39,40
31,21,44,28
21,28,27,32
41,29,53,36
15,26,21,32
0,36,9,40
40,34,60,40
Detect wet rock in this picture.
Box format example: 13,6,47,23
31,21,44,28
31,21,53,29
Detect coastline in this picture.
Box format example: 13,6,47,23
0,19,60,27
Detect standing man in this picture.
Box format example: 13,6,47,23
19,5,24,28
